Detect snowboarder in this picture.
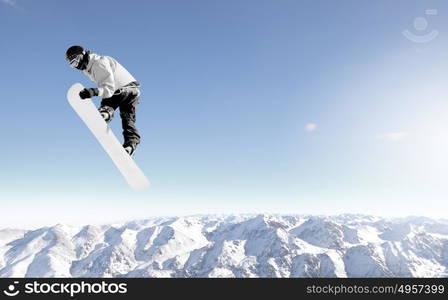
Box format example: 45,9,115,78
65,45,141,156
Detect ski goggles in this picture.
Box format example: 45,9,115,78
67,53,83,68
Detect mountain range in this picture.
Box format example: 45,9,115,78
1,214,447,278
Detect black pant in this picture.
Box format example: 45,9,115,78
99,85,141,147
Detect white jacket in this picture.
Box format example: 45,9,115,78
83,53,137,98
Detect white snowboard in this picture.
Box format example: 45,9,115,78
67,83,150,190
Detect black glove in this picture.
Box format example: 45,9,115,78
79,88,99,99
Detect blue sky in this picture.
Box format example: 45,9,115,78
1,0,448,227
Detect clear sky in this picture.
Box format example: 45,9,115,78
1,0,448,228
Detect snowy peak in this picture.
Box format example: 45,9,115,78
290,217,345,249
0,214,447,278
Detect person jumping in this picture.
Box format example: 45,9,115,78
65,45,141,156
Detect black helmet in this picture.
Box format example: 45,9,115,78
65,45,88,69
66,45,84,58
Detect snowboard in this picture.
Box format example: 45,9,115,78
67,83,150,190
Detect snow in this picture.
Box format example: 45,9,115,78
357,225,385,244
0,229,27,270
0,214,447,278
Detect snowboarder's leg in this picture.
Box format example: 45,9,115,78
119,88,141,155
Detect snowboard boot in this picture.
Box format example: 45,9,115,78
98,106,114,124
123,143,137,157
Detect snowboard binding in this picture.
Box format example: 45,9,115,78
98,106,114,124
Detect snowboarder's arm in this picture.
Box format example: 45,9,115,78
94,59,116,98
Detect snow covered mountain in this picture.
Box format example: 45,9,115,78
1,214,447,278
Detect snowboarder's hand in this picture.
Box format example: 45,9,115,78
79,88,99,99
